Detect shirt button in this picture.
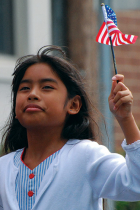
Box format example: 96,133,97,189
28,191,34,197
29,173,35,179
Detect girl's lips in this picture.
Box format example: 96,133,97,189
24,104,44,112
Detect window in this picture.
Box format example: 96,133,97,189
0,0,14,55
52,0,67,47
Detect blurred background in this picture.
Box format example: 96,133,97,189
0,0,140,209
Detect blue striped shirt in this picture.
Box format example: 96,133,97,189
14,149,60,210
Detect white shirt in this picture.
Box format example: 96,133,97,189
1,139,140,210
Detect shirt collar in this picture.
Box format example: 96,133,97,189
66,139,81,145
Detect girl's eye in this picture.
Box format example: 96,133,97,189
42,86,54,90
19,86,30,91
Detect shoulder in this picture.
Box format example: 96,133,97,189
0,152,15,174
0,151,15,161
0,149,23,166
62,139,115,177
66,139,110,158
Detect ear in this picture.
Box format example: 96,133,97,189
67,95,82,115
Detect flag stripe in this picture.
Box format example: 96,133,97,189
96,20,138,46
96,4,138,46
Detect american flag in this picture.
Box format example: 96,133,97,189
96,5,138,46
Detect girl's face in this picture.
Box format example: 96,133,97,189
15,63,72,131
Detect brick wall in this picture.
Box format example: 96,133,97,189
113,10,140,152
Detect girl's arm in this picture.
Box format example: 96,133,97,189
108,74,140,144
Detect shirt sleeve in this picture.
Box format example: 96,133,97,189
86,139,140,201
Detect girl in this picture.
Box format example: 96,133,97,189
0,45,140,210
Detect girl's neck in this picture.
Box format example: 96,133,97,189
23,127,67,169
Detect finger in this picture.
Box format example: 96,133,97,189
113,82,128,95
113,95,133,110
110,81,117,97
112,74,124,83
113,90,132,104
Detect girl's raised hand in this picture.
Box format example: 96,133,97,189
108,74,133,120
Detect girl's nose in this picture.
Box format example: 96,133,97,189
28,89,40,101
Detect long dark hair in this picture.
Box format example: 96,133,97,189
2,45,99,154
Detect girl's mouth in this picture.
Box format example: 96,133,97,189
24,104,44,112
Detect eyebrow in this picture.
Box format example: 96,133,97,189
20,78,58,85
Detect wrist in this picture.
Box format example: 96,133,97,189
116,112,134,122
117,113,140,144
116,112,133,124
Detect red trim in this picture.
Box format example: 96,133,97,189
20,148,26,161
20,148,60,170
20,148,32,170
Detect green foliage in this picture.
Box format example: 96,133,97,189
0,146,3,157
116,201,140,210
